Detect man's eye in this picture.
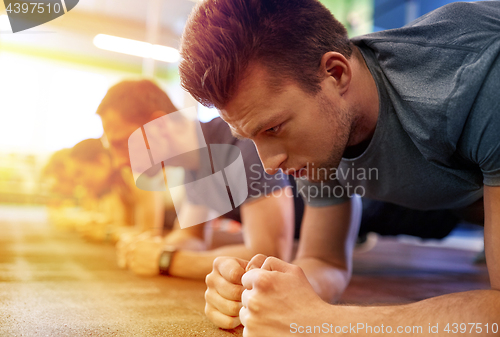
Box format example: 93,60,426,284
266,124,281,134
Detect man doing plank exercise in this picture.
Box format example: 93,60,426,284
179,0,500,335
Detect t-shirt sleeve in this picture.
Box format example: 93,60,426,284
458,54,500,187
183,149,222,207
295,178,351,207
478,127,500,187
184,169,202,205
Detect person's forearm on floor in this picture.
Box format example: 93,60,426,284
313,187,500,335
168,188,295,280
327,290,500,336
169,244,255,279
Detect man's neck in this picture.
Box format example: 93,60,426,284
344,46,380,158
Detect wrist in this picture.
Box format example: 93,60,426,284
292,258,349,303
158,246,178,276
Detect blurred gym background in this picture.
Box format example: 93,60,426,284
0,0,482,250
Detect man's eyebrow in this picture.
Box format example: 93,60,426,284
228,112,286,140
230,128,246,140
248,113,285,138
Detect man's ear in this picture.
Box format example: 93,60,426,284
319,52,352,96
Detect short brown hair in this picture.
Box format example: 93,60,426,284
179,0,352,110
96,79,177,125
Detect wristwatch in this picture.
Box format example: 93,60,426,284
159,246,178,275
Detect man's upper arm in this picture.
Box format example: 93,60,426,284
484,185,500,290
296,196,362,274
240,186,295,261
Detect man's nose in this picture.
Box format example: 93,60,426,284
254,142,287,175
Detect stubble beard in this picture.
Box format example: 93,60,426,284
305,95,352,183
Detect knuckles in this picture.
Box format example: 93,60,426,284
204,288,211,303
214,257,243,284
245,294,261,314
228,267,242,284
228,299,242,315
204,302,215,323
244,315,258,330
224,316,240,330
212,256,226,269
253,271,273,290
205,271,215,287
289,264,303,275
228,285,244,301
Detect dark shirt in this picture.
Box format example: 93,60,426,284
298,1,500,210
184,117,289,222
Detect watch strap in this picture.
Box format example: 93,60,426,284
158,246,177,275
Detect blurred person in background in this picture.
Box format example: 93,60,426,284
97,80,185,268
41,148,80,229
41,148,75,204
69,138,134,241
97,79,296,280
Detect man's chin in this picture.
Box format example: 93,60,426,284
295,167,339,183
301,175,331,183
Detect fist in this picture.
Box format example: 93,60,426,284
115,230,150,269
204,256,248,329
239,255,329,337
129,236,164,276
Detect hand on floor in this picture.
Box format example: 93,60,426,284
128,235,164,276
205,256,247,329
239,254,330,337
115,230,149,269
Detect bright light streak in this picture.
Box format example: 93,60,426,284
93,34,152,58
0,15,12,32
93,34,180,63
151,45,180,63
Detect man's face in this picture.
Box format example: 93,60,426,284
221,65,353,182
100,109,140,168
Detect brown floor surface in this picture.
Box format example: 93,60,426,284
0,207,242,337
0,206,491,336
343,239,490,305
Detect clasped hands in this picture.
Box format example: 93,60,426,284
205,254,330,337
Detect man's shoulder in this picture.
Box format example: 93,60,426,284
352,1,500,51
351,2,500,166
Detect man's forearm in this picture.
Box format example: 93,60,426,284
169,244,255,280
328,290,500,336
293,257,350,303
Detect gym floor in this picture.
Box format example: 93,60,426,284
0,206,490,336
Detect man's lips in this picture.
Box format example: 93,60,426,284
286,166,307,178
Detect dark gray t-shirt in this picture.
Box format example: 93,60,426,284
298,1,500,210
185,117,288,222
